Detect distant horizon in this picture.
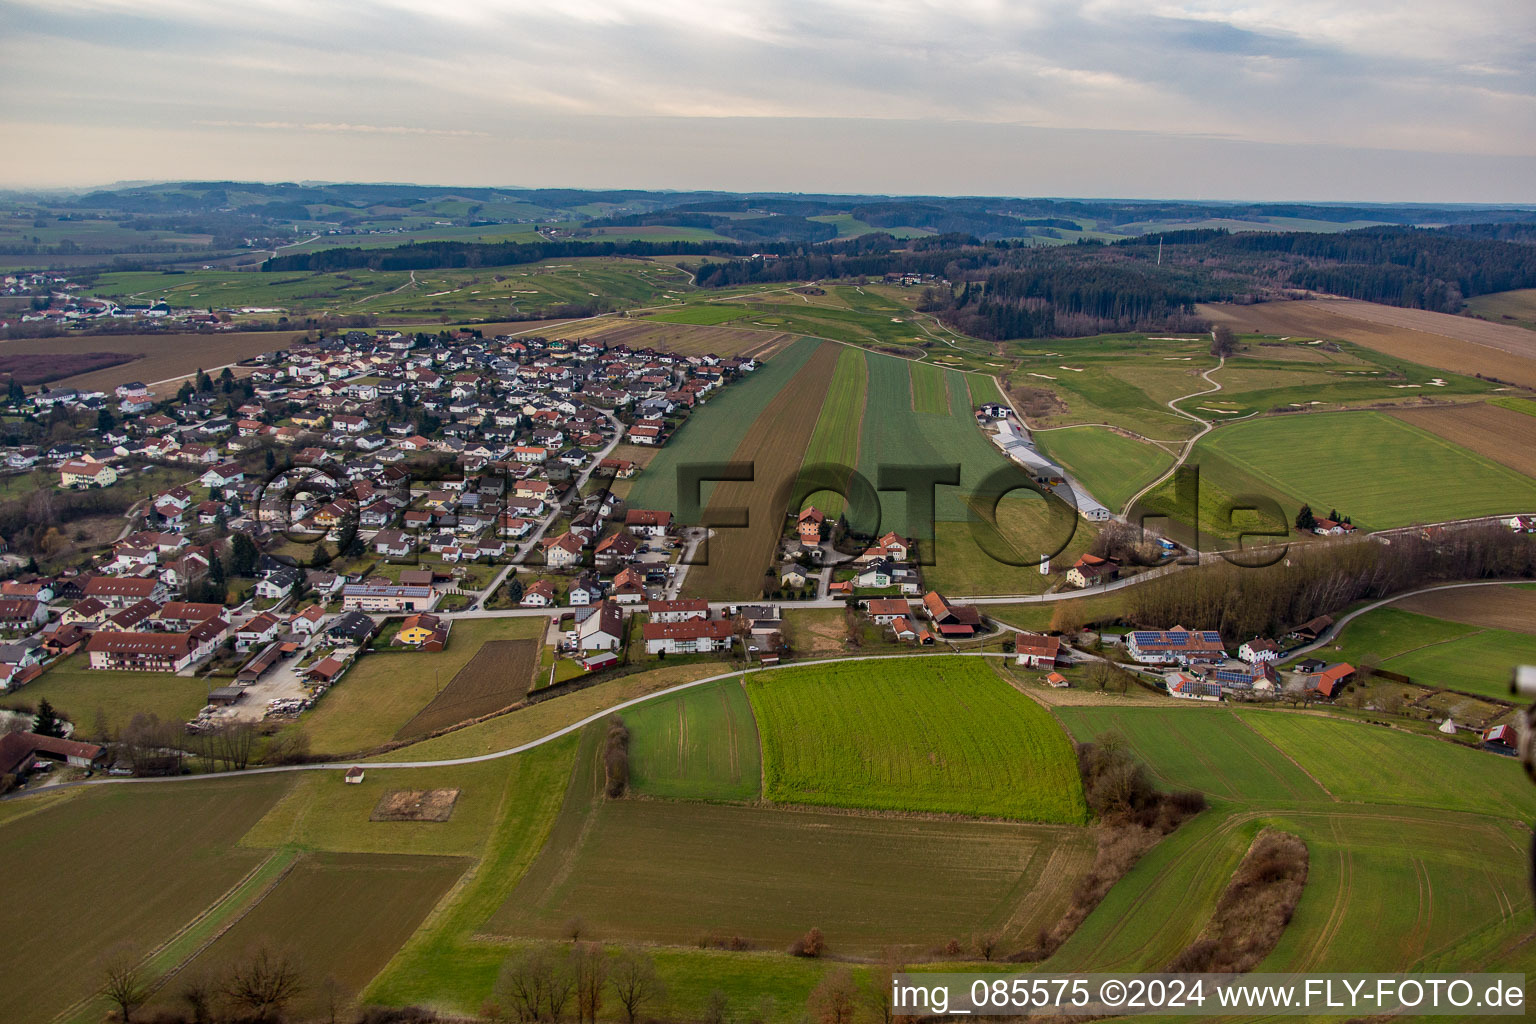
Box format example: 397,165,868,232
5,171,1536,211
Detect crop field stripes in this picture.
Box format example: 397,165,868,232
681,341,841,600
794,345,869,521
909,359,951,414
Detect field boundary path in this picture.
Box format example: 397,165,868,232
1121,350,1229,516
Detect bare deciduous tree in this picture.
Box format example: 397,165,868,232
573,942,606,1024
225,945,304,1021
809,969,858,1024
609,946,665,1024
98,946,150,1024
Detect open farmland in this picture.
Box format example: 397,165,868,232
1320,603,1536,700
625,678,762,801
624,336,823,513
487,720,1092,955
679,342,841,600
909,359,951,413
1055,706,1330,803
1466,288,1536,332
0,777,291,1024
1390,402,1536,478
395,637,540,739
1238,710,1535,818
1045,704,1533,976
153,851,465,1021
546,316,792,358
1202,299,1536,390
1035,426,1175,513
301,617,547,756
2,328,305,394
745,656,1087,821
1155,410,1536,533
1393,584,1536,634
794,345,868,519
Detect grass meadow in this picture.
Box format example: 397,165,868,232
1055,706,1329,803
1320,605,1536,699
1035,426,1175,513
1238,710,1534,818
0,654,215,735
624,678,763,802
794,345,868,520
1145,410,1536,536
745,657,1087,821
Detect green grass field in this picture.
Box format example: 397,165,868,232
1055,706,1329,803
625,679,763,801
745,657,1087,821
1035,426,1175,513
1148,410,1536,535
486,720,1092,955
1239,710,1534,818
642,304,755,325
1319,605,1536,699
795,345,868,520
1466,288,1536,332
909,360,951,414
0,654,217,735
0,777,292,1023
1045,703,1534,977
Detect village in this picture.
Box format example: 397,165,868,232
0,314,1529,788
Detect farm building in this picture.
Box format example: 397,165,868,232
865,598,910,625
922,591,982,638
0,732,106,774
1014,632,1063,669
1237,638,1280,663
1288,615,1335,643
1167,672,1223,701
576,601,625,652
1126,628,1226,666
345,765,365,784
1065,554,1119,589
1308,662,1355,699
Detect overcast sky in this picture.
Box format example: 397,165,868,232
3,0,1533,201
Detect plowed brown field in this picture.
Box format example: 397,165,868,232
395,638,540,739
1394,586,1536,635
1390,403,1536,478
682,342,840,600
1201,299,1536,389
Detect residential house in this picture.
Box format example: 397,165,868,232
647,599,709,624
1014,632,1063,669
643,618,733,655
1126,628,1226,666
575,600,624,652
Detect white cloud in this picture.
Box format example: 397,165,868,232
0,0,1531,193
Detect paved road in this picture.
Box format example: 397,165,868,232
474,408,626,608
1275,578,1534,666
21,650,1018,792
